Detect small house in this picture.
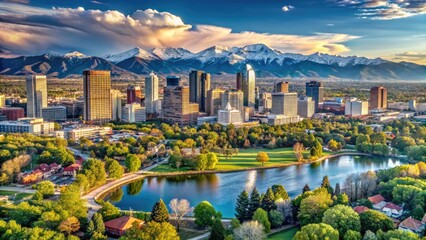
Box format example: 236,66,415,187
368,194,386,210
382,203,403,218
399,217,425,236
104,215,144,236
353,206,370,214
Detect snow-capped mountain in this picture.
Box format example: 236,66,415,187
0,44,425,80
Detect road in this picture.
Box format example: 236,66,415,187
67,146,90,161
0,186,36,194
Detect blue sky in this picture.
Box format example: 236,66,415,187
0,0,425,64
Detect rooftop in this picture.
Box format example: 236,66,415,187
104,215,144,231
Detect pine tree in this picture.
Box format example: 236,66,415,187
303,184,310,193
87,220,95,237
235,190,250,222
93,212,105,234
334,183,341,196
209,218,225,240
248,187,261,219
321,175,333,194
261,188,276,212
271,184,289,201
151,199,169,222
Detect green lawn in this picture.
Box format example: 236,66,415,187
0,190,32,201
267,226,299,240
178,229,208,240
0,190,17,196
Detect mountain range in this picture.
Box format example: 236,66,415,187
0,44,425,80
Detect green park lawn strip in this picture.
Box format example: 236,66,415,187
267,226,299,240
0,190,17,196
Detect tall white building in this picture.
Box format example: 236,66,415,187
242,64,256,108
218,103,242,125
0,94,5,108
258,93,272,112
26,75,47,118
222,90,244,120
271,92,298,117
345,100,369,117
122,103,146,123
298,97,315,118
111,90,122,121
145,72,159,115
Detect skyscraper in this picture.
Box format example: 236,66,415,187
122,103,146,123
275,81,289,93
222,90,244,120
298,96,315,118
126,85,141,104
189,70,211,112
162,86,198,125
305,81,324,112
83,70,112,124
166,76,181,87
26,75,47,118
271,92,298,117
370,86,387,110
236,72,243,91
0,94,5,108
206,88,224,116
240,64,256,107
145,72,159,114
111,90,122,121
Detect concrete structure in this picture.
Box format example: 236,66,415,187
218,103,242,125
0,94,5,108
370,86,387,110
274,81,289,93
0,107,25,120
271,92,298,117
122,103,146,123
111,90,122,121
162,86,198,125
197,116,218,126
83,70,112,124
42,106,67,121
206,88,224,116
145,72,160,115
409,100,417,111
26,75,47,118
298,96,315,118
258,93,272,112
126,85,141,104
189,70,211,112
0,118,54,135
222,90,244,120
306,81,324,112
60,125,112,140
236,72,243,91
166,76,181,87
241,64,256,108
345,100,369,117
267,114,301,125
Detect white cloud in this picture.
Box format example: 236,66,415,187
282,5,295,12
0,4,359,56
385,51,426,65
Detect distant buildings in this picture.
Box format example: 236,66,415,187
26,75,47,118
0,107,25,120
162,86,198,125
59,125,112,140
145,72,160,116
83,70,112,124
218,103,242,125
0,118,54,135
306,81,324,112
258,93,272,112
0,94,5,108
166,76,181,87
111,90,122,121
126,85,141,104
298,96,315,118
222,90,244,120
370,86,387,110
122,103,146,123
241,64,256,108
345,99,369,117
206,88,224,116
42,106,67,121
271,92,298,117
189,70,211,112
274,81,289,93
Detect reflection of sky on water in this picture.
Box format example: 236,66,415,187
106,155,401,217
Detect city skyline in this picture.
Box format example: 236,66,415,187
0,0,425,64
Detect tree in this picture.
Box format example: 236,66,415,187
359,210,394,234
34,180,55,198
235,190,250,222
272,184,289,201
194,201,219,228
194,154,208,171
139,221,179,240
82,158,106,187
328,139,342,151
303,184,310,193
310,140,323,158
87,220,95,237
293,142,304,162
206,152,218,170
92,212,105,234
210,218,225,240
322,205,361,236
256,152,269,166
298,189,333,226
252,208,271,233
294,223,339,240
59,184,87,219
234,221,266,240
376,229,419,240
169,198,192,232
58,217,80,235
334,193,349,205
125,154,142,172
98,201,121,221
106,159,124,179
363,230,377,240
0,172,10,185
151,199,169,223
392,136,416,152
248,187,261,219
260,188,276,212
344,230,361,240
321,175,333,194
268,210,284,228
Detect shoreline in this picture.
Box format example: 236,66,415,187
91,151,375,202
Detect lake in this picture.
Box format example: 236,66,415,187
104,155,401,218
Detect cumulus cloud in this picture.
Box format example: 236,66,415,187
332,0,426,20
385,51,426,65
282,5,295,12
0,3,359,56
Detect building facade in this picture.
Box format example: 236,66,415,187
345,100,369,117
162,86,198,125
271,92,298,117
26,75,47,118
222,90,244,121
126,85,141,104
305,81,324,112
258,92,272,112
218,103,242,125
0,94,5,108
241,64,256,108
298,96,315,118
122,103,146,123
166,76,181,87
275,81,289,93
145,72,159,115
0,118,54,135
189,70,211,112
206,88,224,116
83,70,112,124
42,106,67,121
370,86,388,110
111,90,122,121
0,107,25,120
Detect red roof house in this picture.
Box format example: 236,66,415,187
63,163,82,177
104,215,144,236
353,206,370,214
382,203,403,218
368,194,387,210
399,217,425,236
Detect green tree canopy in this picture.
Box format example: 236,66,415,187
125,154,142,172
151,199,169,223
252,208,271,233
322,205,361,236
194,201,219,228
294,223,339,240
359,210,394,234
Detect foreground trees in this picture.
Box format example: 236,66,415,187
194,201,220,228
294,223,339,240
169,198,192,232
151,199,169,223
233,221,266,240
322,205,361,236
297,188,333,226
359,210,394,234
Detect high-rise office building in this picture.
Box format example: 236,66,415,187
370,86,387,110
111,90,122,121
218,103,242,125
275,81,289,93
222,90,244,120
145,72,159,115
305,81,324,112
258,93,272,112
0,94,5,108
236,72,243,91
166,76,181,87
298,97,315,118
83,70,112,124
345,100,369,116
189,70,211,112
122,103,146,123
271,92,298,117
126,85,141,104
240,64,256,107
42,106,67,121
206,88,224,116
26,75,47,118
162,86,198,125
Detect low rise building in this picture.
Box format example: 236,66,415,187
399,216,426,236
368,194,386,210
0,107,25,120
42,106,67,121
298,96,315,118
104,215,144,236
267,114,301,126
62,125,112,140
345,100,369,117
0,118,54,135
122,103,146,123
218,103,242,125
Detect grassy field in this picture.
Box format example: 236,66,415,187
151,147,331,172
0,190,16,196
178,228,208,240
0,190,32,201
267,226,299,240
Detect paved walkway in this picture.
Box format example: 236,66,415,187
188,232,210,240
67,147,90,161
0,186,36,194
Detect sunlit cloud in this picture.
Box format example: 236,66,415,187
282,5,295,12
0,3,360,57
385,51,426,65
